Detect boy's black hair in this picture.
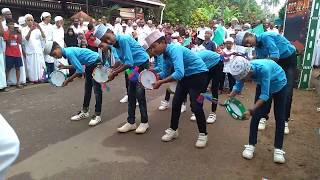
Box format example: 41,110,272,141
243,32,255,45
87,23,94,31
50,41,61,55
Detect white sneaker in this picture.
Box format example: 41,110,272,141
190,114,196,121
117,123,137,133
136,102,139,106
274,149,286,164
161,128,178,142
88,115,102,126
70,111,89,121
135,123,149,134
284,122,289,135
242,144,255,160
206,113,216,124
120,95,128,103
195,133,208,148
180,104,187,113
258,118,267,130
158,100,169,111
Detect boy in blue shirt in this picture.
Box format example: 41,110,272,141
193,50,224,123
93,24,150,134
44,41,104,126
228,56,287,164
236,31,296,134
145,30,209,148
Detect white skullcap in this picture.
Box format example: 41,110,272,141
24,14,33,20
197,32,205,41
235,31,247,46
229,56,251,80
121,23,127,27
115,17,121,23
144,30,164,49
244,23,251,29
171,32,180,38
224,37,234,43
132,23,137,26
157,25,163,29
93,24,112,40
41,12,51,20
44,41,54,55
147,20,152,24
142,41,149,50
1,8,11,14
54,16,63,22
18,16,26,25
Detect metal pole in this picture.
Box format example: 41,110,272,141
86,0,89,14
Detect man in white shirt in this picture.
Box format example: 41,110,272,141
113,17,123,35
0,8,11,90
197,21,208,35
79,18,88,33
70,18,85,35
39,12,55,77
268,22,279,34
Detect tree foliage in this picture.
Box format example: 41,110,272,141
161,0,267,25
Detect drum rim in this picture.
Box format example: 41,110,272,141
49,70,66,87
138,69,158,89
224,98,247,120
92,66,109,83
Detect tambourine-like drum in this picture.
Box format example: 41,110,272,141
167,81,177,94
224,98,247,120
50,70,66,87
138,69,158,90
92,66,110,83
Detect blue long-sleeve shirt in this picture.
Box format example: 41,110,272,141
255,32,296,60
159,44,208,80
195,50,221,69
114,34,149,67
233,59,287,101
154,54,165,73
62,47,100,74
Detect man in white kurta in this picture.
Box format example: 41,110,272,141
39,12,55,78
0,8,11,90
52,16,69,75
0,113,20,180
21,14,46,83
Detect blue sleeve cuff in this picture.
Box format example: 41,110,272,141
259,94,269,101
171,72,182,81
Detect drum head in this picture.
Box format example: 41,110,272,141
168,82,177,94
50,71,66,87
139,70,157,90
224,98,247,120
93,66,109,83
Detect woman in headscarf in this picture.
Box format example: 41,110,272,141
64,28,78,76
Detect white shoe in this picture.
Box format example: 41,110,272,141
88,115,102,126
135,123,149,134
195,133,208,148
284,122,289,135
180,104,187,113
117,123,137,133
120,95,128,103
242,144,255,160
258,118,267,130
190,114,196,121
274,148,286,164
136,102,139,106
206,113,216,124
161,128,178,142
70,111,89,121
158,100,169,111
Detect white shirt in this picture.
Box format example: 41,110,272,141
21,26,44,54
70,25,85,35
223,48,236,73
39,22,55,63
0,114,20,180
113,23,123,35
197,27,208,35
268,28,279,34
53,25,65,48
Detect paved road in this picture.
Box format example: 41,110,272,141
1,76,319,180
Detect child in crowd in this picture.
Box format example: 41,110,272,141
220,37,236,93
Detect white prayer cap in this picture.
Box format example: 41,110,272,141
44,41,54,55
224,37,234,43
54,16,63,22
41,12,51,20
24,14,33,20
115,17,121,23
121,23,127,27
197,32,205,41
205,29,213,34
147,20,152,24
94,39,101,47
243,23,251,29
235,31,246,46
18,16,26,25
142,40,149,50
1,8,11,14
132,23,138,26
171,32,179,38
157,25,163,29
229,56,251,80
93,24,112,40
145,30,164,49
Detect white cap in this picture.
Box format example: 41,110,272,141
54,16,63,22
171,32,180,38
243,23,251,29
157,25,163,29
235,31,247,46
197,32,205,41
147,20,152,24
142,41,149,50
93,24,112,40
44,41,54,55
121,23,127,27
144,30,164,49
229,56,251,80
133,23,137,26
224,37,234,43
94,39,101,47
18,16,26,26
41,12,51,20
1,8,11,14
